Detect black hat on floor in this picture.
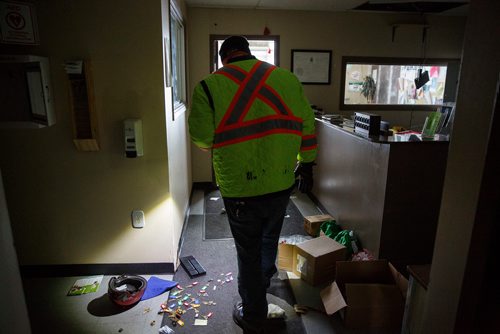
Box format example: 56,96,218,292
219,36,251,61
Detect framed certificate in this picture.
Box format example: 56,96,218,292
291,50,332,85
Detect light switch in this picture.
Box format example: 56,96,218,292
131,210,145,228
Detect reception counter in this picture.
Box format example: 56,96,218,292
312,119,448,272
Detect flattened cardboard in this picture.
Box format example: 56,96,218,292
304,214,334,237
320,260,408,329
295,236,346,286
320,279,347,315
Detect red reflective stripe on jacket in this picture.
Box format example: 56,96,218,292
301,134,318,151
214,116,303,148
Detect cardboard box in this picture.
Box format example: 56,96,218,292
277,242,296,272
277,235,311,272
278,236,346,286
295,236,347,286
320,260,408,329
303,214,334,237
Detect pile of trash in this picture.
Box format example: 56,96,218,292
319,220,374,261
158,272,234,332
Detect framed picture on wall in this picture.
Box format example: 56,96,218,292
291,49,332,85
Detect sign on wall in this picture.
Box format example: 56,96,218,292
0,1,39,45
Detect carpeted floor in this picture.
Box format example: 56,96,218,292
203,188,307,240
162,185,306,334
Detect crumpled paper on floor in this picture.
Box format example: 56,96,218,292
268,303,285,319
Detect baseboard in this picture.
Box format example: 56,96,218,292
192,181,216,190
176,182,213,261
177,188,193,262
20,262,175,278
306,192,330,215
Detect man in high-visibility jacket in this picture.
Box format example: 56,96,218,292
189,36,317,333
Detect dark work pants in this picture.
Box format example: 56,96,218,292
223,190,291,321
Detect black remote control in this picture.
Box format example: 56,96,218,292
179,255,207,278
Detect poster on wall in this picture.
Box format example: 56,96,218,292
0,1,39,45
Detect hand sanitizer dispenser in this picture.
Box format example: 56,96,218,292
124,119,143,157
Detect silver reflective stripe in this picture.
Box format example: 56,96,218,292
214,61,302,147
225,62,274,125
217,66,246,82
218,65,289,116
259,86,290,116
301,136,317,148
214,118,302,145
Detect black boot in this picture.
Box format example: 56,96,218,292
233,302,265,334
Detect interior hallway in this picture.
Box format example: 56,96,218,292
21,186,402,334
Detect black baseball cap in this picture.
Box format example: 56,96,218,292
219,36,251,61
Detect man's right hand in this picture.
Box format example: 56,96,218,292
295,162,315,193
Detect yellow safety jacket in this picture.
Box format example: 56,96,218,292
189,56,317,197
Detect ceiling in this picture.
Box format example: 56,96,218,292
184,0,469,15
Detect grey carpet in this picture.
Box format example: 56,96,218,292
203,188,307,240
162,186,306,334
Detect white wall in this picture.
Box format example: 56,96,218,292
162,0,191,268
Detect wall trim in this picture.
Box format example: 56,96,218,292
20,262,175,278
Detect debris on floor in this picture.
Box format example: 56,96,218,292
268,303,285,319
158,324,175,333
157,272,234,328
293,304,326,315
351,248,375,261
194,319,208,326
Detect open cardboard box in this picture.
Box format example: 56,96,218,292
320,260,408,329
279,235,346,286
278,234,311,273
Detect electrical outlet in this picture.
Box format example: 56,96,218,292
131,210,145,228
